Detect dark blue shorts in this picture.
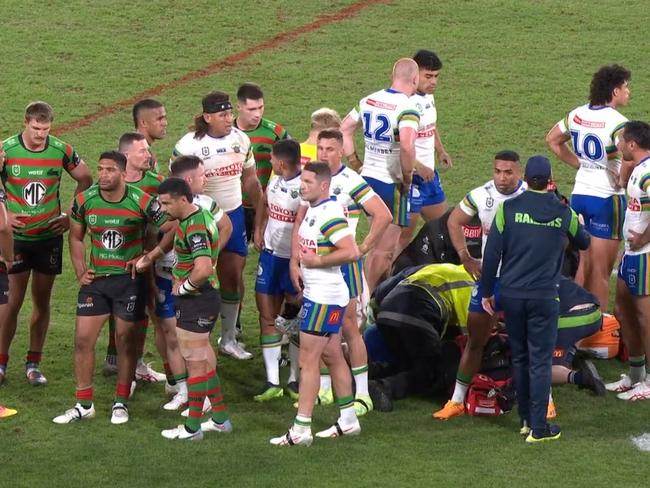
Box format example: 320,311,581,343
363,176,409,227
469,280,502,314
300,299,345,335
255,249,297,296
553,306,602,365
154,275,175,319
571,193,625,240
224,205,248,256
409,171,446,214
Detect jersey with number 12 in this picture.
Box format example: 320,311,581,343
347,88,420,184
557,104,627,198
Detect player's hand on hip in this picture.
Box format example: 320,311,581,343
78,269,95,286
47,213,70,235
135,254,153,273
628,230,648,251
8,213,28,230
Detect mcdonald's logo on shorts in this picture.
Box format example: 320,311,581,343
327,310,341,324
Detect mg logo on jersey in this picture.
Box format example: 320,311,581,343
101,229,124,250
23,182,47,207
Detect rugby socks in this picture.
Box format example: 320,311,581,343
206,369,229,424
288,341,300,383
76,386,94,409
175,373,188,396
352,364,369,397
0,354,8,369
26,350,42,365
451,371,472,404
261,334,282,385
568,370,584,385
135,317,149,359
114,383,130,405
629,355,646,384
163,362,175,385
106,317,117,358
320,368,331,392
293,414,311,435
186,375,208,433
220,292,240,344
337,395,357,425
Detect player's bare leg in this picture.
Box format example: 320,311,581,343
364,223,401,293
255,292,284,400
341,298,372,415
582,236,620,311
0,272,30,384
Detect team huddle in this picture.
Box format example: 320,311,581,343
0,50,646,446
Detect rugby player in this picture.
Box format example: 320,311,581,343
399,49,452,252
341,58,420,292
314,129,391,414
159,155,233,413
0,101,92,386
434,151,526,419
606,121,650,400
234,82,290,241
159,178,232,441
301,108,341,166
133,98,168,172
173,91,263,360
252,139,302,401
546,64,631,311
53,151,171,425
102,132,168,383
271,162,360,446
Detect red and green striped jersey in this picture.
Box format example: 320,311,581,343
71,184,166,276
173,207,219,291
2,133,81,241
236,117,289,206
128,170,164,196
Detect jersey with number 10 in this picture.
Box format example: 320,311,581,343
71,184,166,276
174,207,219,292
2,134,81,241
557,104,627,198
347,88,420,184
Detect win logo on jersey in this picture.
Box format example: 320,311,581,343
102,230,124,250
23,182,46,207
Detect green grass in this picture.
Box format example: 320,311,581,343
1,0,650,486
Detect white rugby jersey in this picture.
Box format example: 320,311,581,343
330,165,376,237
557,104,627,198
298,198,352,306
173,128,255,212
412,92,437,170
459,179,527,253
623,157,650,255
263,172,303,258
155,194,224,278
347,88,420,184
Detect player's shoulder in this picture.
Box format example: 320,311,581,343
145,170,165,183
175,131,198,147
194,193,216,210
47,135,72,155
78,184,100,204
230,127,251,145
2,134,22,152
260,118,285,136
